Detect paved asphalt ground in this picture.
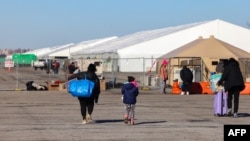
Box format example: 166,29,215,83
0,67,250,141
1,88,250,141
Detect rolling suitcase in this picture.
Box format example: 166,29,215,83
214,89,227,116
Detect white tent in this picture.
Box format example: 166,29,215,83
24,43,74,58
48,36,117,59
72,19,250,72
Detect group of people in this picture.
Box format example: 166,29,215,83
44,60,60,74
68,63,139,125
159,59,193,95
46,59,81,75
67,57,244,125
159,58,245,118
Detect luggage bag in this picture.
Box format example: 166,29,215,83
214,90,227,116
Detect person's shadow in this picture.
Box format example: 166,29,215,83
95,119,167,125
135,120,167,125
237,113,250,118
95,119,123,123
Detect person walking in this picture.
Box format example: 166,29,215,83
180,66,193,95
159,59,168,94
68,64,100,124
217,58,245,118
121,76,139,125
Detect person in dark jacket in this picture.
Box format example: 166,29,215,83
217,58,245,118
68,62,77,75
180,66,193,95
121,76,139,125
68,63,100,124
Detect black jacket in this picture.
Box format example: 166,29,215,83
218,59,245,92
68,64,76,74
180,66,193,83
68,71,100,102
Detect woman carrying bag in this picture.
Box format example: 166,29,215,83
68,64,100,124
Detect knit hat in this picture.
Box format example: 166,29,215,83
162,59,168,65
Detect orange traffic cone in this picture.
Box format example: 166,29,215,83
172,81,182,94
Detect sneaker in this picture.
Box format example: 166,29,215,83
233,113,238,118
81,119,87,124
180,92,184,95
186,92,189,95
124,117,128,124
86,114,93,123
227,109,232,117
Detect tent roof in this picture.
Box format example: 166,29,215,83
24,43,75,58
159,36,250,59
73,20,209,55
73,19,250,57
48,36,117,58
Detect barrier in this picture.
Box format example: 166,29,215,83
189,82,202,94
189,82,214,94
172,81,214,95
171,81,181,94
199,82,214,94
240,82,250,95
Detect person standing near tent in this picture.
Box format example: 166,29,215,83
217,58,245,118
159,59,168,94
68,62,77,78
52,60,60,74
180,66,193,95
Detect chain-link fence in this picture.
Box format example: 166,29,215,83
1,57,250,91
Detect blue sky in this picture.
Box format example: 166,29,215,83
0,0,249,50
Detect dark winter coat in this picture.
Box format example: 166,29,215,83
68,64,76,74
68,71,100,102
180,66,193,84
121,82,139,104
217,59,245,92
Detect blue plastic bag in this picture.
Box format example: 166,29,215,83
68,77,95,97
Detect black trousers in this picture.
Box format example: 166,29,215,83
181,82,191,92
227,88,240,113
78,97,94,119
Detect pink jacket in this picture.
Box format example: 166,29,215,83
159,65,168,80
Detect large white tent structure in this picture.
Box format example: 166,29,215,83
48,36,117,59
24,43,75,58
24,36,117,59
71,19,250,72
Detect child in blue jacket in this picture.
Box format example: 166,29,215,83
121,76,139,125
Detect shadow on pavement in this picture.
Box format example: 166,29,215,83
95,119,124,123
238,113,250,118
135,120,167,125
94,119,167,125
